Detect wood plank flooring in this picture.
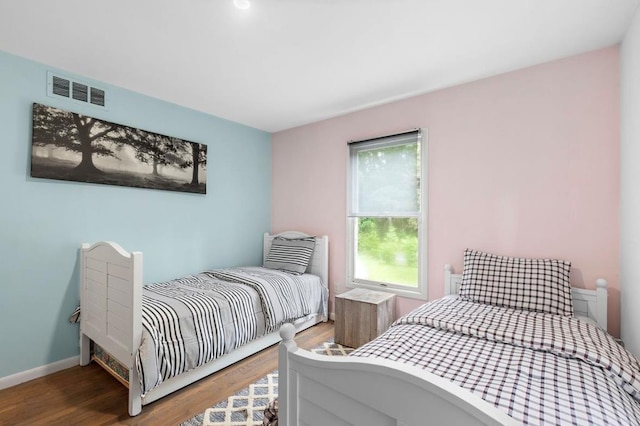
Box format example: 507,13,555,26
0,322,334,426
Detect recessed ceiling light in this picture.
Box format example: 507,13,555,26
234,0,250,10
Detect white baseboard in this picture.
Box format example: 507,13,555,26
329,311,335,321
0,356,79,390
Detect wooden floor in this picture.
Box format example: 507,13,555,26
0,322,334,426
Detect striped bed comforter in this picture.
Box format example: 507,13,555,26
351,297,640,425
136,267,325,395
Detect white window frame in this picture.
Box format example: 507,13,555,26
346,129,428,300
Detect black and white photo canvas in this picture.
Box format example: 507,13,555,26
30,103,207,194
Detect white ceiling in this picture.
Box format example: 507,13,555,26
0,0,638,133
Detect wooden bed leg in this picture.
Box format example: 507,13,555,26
79,333,91,366
278,324,298,426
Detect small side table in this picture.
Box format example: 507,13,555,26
334,288,396,348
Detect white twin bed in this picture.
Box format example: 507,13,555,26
279,253,640,426
79,231,328,416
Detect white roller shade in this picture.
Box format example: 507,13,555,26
349,130,421,216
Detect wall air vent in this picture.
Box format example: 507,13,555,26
52,76,70,97
72,82,88,102
90,87,105,107
47,71,107,110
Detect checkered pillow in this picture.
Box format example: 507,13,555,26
263,236,316,275
459,249,573,316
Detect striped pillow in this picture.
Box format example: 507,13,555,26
264,236,316,275
459,249,573,316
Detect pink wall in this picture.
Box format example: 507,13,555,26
272,47,621,336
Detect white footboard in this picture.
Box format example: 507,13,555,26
80,241,144,415
278,324,518,426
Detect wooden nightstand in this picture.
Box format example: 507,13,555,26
334,288,396,348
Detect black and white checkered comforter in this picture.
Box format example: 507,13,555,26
136,267,324,395
350,297,640,425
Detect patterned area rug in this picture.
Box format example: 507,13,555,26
180,340,353,426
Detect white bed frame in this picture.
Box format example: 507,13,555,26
278,264,609,426
79,231,328,416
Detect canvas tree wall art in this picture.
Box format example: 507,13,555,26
30,103,207,194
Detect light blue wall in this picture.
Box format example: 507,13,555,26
0,51,272,378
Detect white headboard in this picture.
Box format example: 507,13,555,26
263,231,329,289
443,264,608,330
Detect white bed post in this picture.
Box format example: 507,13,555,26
129,376,142,417
278,324,298,426
595,278,608,331
79,244,91,367
444,264,454,296
128,251,143,417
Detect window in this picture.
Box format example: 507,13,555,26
347,129,427,299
